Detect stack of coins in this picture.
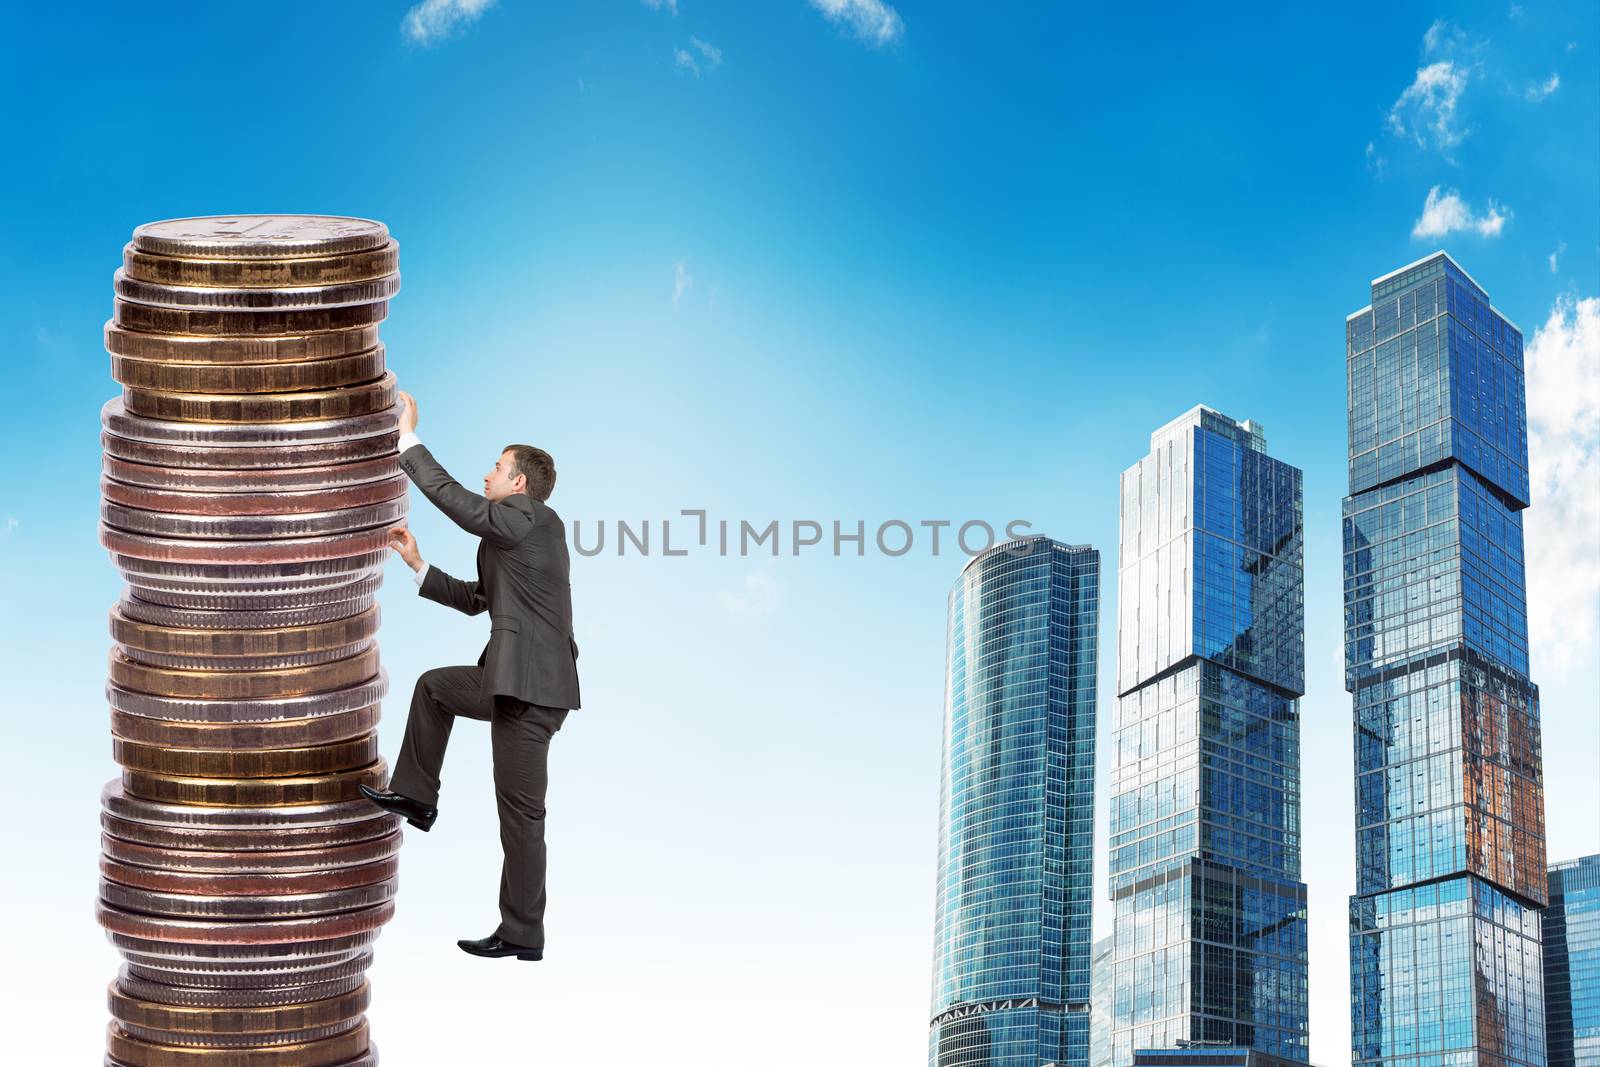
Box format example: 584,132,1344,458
96,216,406,1067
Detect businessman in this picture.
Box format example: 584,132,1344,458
359,390,581,962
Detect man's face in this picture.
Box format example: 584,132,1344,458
483,450,526,503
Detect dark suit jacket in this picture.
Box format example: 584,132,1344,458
399,443,581,710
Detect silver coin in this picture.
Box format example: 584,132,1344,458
122,573,383,604
103,454,401,491
116,965,368,1008
106,672,389,723
103,431,400,471
118,595,377,630
100,879,398,921
115,1016,365,1049
106,924,384,962
122,950,375,989
114,268,400,310
101,396,400,447
101,499,407,540
101,781,394,832
131,216,389,259
115,551,386,585
118,642,371,671
123,573,385,610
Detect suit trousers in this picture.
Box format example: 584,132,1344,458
388,664,570,948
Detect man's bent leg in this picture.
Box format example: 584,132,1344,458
489,697,569,947
388,665,493,806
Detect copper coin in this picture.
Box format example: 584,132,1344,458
110,600,379,655
100,878,397,921
100,524,393,564
105,1017,369,1067
102,474,408,516
101,857,398,897
124,241,398,287
108,979,369,1030
102,396,398,447
97,900,394,945
116,965,368,1008
109,347,386,394
100,497,405,539
117,596,378,631
122,761,387,807
121,372,397,424
105,322,381,366
108,645,380,700
103,454,399,490
103,432,399,473
131,215,389,259
115,269,400,311
112,300,387,337
100,830,402,872
110,705,379,749
112,734,380,778
107,673,388,723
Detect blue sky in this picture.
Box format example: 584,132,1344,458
1,3,1596,1064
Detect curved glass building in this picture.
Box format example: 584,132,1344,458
928,536,1100,1067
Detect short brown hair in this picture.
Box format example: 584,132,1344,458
502,445,556,501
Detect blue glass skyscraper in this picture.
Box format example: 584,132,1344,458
1543,855,1600,1067
929,536,1100,1066
1344,252,1549,1067
1107,407,1309,1066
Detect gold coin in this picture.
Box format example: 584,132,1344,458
113,300,387,337
110,603,380,658
112,735,380,778
122,761,387,807
107,645,380,700
109,706,380,750
121,372,397,423
108,980,370,1035
123,242,399,288
105,1017,369,1066
110,347,385,394
131,215,389,259
105,323,381,365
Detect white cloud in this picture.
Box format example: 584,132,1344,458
674,48,699,75
1551,242,1567,273
401,0,496,45
673,260,693,308
808,0,904,46
1423,18,1460,53
1410,185,1509,238
641,0,678,14
1524,294,1600,672
1388,60,1471,152
2,518,16,536
690,37,722,66
1525,73,1560,101
719,573,780,617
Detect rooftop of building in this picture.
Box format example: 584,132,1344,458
1345,248,1520,332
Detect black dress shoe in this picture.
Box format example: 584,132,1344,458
457,933,543,961
356,784,437,831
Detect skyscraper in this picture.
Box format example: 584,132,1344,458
1543,854,1599,1067
929,535,1100,1066
1343,252,1549,1067
1107,406,1309,1066
1092,935,1115,1067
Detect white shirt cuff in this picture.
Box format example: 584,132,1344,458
412,562,430,587
398,431,422,453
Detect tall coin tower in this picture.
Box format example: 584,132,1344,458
97,216,405,1067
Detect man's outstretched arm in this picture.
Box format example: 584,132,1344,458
397,437,533,549
390,524,486,616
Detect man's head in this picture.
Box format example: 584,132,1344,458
484,444,556,503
